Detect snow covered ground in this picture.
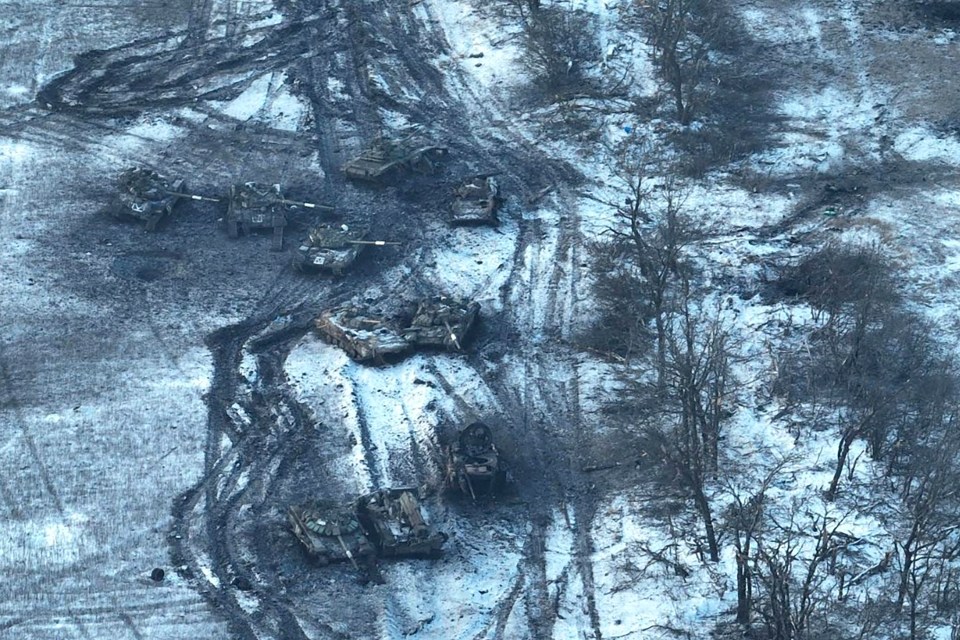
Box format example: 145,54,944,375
4,0,960,638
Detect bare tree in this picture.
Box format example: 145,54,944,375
722,459,789,624
892,418,960,639
638,291,735,563
600,143,693,379
646,0,722,125
523,7,601,97
753,503,849,640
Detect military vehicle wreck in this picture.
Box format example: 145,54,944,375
288,488,444,581
287,502,375,568
115,167,186,230
226,183,331,251
356,488,446,559
315,296,480,363
314,305,411,363
402,295,481,351
292,224,397,275
450,175,501,226
445,422,507,499
343,135,448,183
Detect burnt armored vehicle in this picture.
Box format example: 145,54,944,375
445,422,507,499
402,296,481,351
314,305,411,363
115,167,185,230
343,136,448,183
356,488,446,559
450,176,501,226
287,502,375,568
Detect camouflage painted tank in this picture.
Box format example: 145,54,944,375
356,488,446,559
314,305,410,363
402,296,480,350
445,422,507,499
450,176,501,226
287,502,375,567
343,136,448,183
115,167,184,230
225,182,289,250
292,223,368,274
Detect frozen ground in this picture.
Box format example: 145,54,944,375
3,0,960,638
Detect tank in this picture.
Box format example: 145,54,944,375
445,422,507,499
450,176,501,226
225,182,288,251
402,296,481,350
314,305,411,363
115,167,184,230
287,502,375,567
292,223,369,274
355,488,446,559
343,136,448,183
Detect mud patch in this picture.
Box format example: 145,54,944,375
110,249,183,282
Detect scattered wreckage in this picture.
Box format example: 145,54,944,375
115,167,215,230
343,135,448,183
292,223,397,274
288,487,444,581
314,295,480,363
444,421,507,499
226,182,333,251
450,175,501,226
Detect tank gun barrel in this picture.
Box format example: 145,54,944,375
346,240,400,246
164,191,222,203
279,198,335,210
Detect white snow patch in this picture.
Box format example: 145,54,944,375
217,72,310,131
894,125,960,165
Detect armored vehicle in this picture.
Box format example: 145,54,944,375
450,176,501,226
445,422,507,499
225,182,289,250
356,488,445,559
293,223,369,274
115,167,185,230
402,296,480,350
287,502,375,568
314,305,410,363
343,136,448,183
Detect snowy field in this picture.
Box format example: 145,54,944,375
4,0,960,638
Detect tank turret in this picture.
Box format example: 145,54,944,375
343,135,448,183
292,224,397,274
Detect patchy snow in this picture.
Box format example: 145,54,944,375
216,72,310,131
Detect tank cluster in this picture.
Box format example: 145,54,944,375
115,139,511,583
288,422,507,583
113,135,502,275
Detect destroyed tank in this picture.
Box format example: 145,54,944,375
343,136,448,183
402,296,480,351
450,176,501,226
292,223,369,274
355,488,446,559
314,305,410,363
115,167,184,230
225,183,332,251
445,422,507,499
287,502,375,567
